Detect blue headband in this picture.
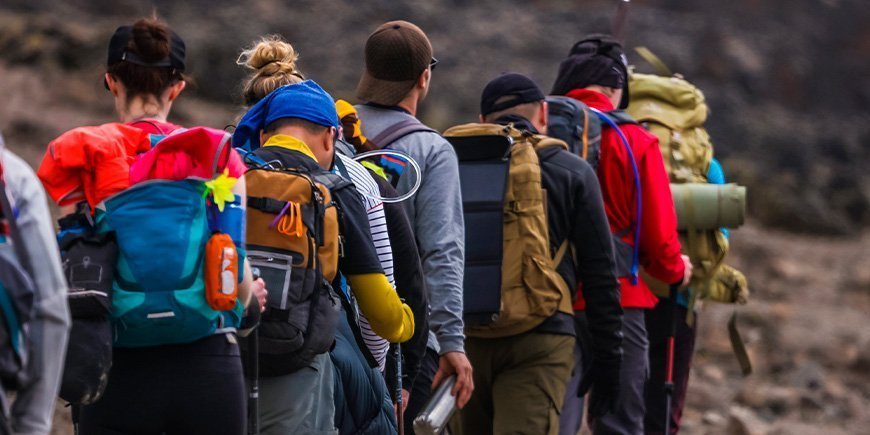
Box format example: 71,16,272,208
233,80,340,151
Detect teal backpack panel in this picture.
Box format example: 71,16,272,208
98,179,242,347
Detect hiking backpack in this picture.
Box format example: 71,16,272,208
626,60,748,307
443,123,573,338
546,96,603,170
95,128,245,348
241,157,345,376
0,159,36,393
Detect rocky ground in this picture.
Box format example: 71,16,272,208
40,223,870,434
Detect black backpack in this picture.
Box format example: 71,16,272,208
546,96,603,170
56,210,116,405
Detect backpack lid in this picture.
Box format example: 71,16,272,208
627,73,708,130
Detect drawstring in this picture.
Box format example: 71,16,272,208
269,201,304,238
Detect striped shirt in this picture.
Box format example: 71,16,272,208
336,153,394,371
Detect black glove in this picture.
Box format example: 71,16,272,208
585,359,621,418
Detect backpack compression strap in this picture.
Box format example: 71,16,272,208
370,119,437,149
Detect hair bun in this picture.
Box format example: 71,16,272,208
238,35,300,78
130,17,171,62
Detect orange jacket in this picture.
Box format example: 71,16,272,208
38,123,150,209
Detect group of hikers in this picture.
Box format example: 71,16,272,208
0,13,749,435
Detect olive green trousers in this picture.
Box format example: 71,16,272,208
452,332,575,435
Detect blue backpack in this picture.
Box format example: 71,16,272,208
96,131,244,348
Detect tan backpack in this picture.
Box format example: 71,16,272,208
444,123,573,338
628,69,748,307
243,165,345,375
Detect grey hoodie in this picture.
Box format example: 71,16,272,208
356,105,466,354
0,140,71,435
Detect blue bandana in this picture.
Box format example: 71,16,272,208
232,80,340,151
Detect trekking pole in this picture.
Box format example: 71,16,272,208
664,284,680,435
395,343,404,435
612,0,631,42
247,268,261,435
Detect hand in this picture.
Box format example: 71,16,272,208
432,351,474,409
394,388,410,415
679,254,693,288
252,278,267,313
586,361,621,418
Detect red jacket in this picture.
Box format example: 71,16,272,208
569,89,685,310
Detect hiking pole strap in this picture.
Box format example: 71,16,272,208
728,310,753,376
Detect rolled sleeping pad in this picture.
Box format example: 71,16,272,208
671,183,746,230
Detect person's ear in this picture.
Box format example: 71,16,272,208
417,68,431,90
539,101,548,133
166,80,187,102
105,73,120,97
259,130,268,147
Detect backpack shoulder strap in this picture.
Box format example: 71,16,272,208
370,119,437,149
605,110,638,126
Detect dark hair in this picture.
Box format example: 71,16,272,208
107,17,185,103
265,117,329,135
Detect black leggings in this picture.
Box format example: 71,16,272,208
79,334,246,435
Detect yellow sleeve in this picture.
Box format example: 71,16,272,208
346,273,415,343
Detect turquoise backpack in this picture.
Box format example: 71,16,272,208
96,129,244,348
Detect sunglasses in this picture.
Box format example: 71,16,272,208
429,57,439,71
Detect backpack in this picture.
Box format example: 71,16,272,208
241,158,345,376
443,123,573,338
0,161,36,393
57,209,116,405
95,128,245,348
626,66,748,307
546,96,603,170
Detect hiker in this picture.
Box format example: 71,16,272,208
236,36,427,433
642,157,730,435
336,100,431,414
237,35,406,373
442,73,623,434
0,135,71,434
232,80,415,434
354,21,474,430
552,35,693,435
40,18,265,434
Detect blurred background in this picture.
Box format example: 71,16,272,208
0,0,867,434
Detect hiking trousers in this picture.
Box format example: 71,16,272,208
79,334,246,435
259,352,338,435
644,300,697,435
451,332,575,435
589,308,649,435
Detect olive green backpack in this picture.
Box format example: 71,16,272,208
628,48,751,374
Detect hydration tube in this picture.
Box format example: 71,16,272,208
590,107,642,285
352,149,423,203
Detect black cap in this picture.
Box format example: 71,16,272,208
480,72,545,116
107,25,186,71
552,34,630,109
